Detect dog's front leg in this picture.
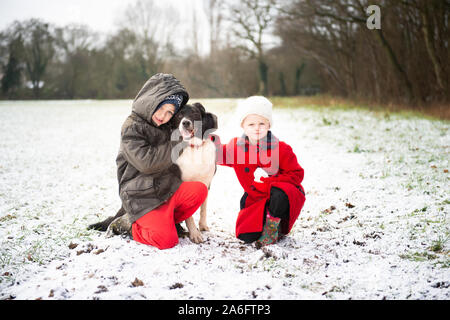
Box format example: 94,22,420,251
199,196,209,231
185,216,203,244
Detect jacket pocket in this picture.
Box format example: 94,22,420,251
120,176,156,215
123,187,159,216
123,176,154,192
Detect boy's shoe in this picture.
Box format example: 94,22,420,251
106,215,132,238
176,223,189,238
255,211,281,248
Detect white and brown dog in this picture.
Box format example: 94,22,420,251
172,102,218,244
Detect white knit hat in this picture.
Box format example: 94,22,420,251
236,96,273,127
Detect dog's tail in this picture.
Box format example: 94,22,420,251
88,206,126,232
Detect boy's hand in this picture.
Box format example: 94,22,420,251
209,134,223,164
209,134,221,145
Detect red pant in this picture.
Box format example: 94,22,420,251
132,181,208,250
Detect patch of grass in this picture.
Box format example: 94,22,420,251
0,214,16,223
322,117,332,126
322,284,349,298
381,166,391,179
0,250,13,269
400,229,449,267
321,117,339,126
434,260,450,268
270,95,450,121
429,234,449,253
412,207,428,215
399,251,437,262
350,144,374,154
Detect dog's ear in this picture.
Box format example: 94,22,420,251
170,110,184,129
171,104,190,127
203,112,218,134
193,102,206,114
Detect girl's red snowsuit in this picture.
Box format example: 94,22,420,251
215,132,305,242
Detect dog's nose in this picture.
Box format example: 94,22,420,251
182,120,191,128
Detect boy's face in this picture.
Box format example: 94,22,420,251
241,114,270,143
152,103,175,126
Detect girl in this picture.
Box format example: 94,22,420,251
214,96,306,246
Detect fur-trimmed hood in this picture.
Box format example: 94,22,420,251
132,73,189,124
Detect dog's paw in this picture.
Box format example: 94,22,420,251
188,229,204,244
199,223,210,232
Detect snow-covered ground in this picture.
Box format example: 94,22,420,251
0,99,448,300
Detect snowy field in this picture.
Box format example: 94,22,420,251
0,99,449,300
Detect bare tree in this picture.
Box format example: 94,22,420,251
203,0,224,56
401,0,448,96
11,19,55,98
119,0,179,76
275,0,449,103
53,24,98,98
225,0,278,95
191,7,200,57
1,32,24,97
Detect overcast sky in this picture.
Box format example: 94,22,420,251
0,0,211,54
0,0,206,33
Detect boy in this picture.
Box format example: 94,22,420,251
89,73,208,250
215,96,306,246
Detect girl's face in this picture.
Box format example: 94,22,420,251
152,103,176,126
241,114,270,144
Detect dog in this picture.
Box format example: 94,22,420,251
88,102,218,245
172,102,218,244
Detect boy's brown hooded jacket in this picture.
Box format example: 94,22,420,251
118,73,189,222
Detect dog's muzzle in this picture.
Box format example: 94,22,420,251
179,118,194,140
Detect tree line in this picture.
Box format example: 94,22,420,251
0,0,448,106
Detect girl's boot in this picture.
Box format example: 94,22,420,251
255,209,281,247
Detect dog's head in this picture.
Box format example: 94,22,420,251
174,102,218,142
